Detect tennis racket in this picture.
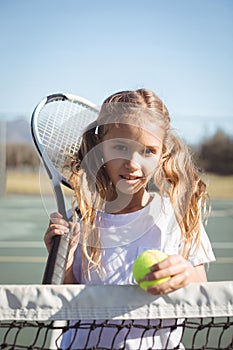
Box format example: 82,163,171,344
31,93,99,284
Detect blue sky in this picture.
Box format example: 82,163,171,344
0,0,232,143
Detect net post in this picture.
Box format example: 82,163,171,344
0,119,6,197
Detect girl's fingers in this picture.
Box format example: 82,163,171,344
144,255,191,281
50,212,62,216
44,227,65,242
145,262,190,282
44,228,64,252
50,212,63,219
44,212,80,252
150,255,184,272
50,216,69,228
139,254,193,296
147,271,190,295
44,213,69,252
48,224,70,233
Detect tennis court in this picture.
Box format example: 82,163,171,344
0,195,232,284
0,195,232,349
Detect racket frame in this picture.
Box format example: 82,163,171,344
31,93,99,284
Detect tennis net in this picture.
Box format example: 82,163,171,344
0,282,232,350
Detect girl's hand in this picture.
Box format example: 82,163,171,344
141,254,207,295
44,212,80,253
44,212,80,284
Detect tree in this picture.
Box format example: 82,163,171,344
6,144,40,169
196,129,233,175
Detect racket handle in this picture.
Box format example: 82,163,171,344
42,232,71,284
42,181,71,284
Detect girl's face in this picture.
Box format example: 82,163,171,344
102,123,164,197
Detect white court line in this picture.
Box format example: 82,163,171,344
215,257,233,263
211,210,233,217
0,256,46,263
212,242,233,249
0,241,44,248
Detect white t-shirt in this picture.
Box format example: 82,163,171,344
73,193,215,284
61,194,215,349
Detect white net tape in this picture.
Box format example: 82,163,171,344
0,282,232,321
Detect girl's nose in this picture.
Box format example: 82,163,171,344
124,152,140,170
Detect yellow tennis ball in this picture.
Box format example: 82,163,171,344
132,250,170,290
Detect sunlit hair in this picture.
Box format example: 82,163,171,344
66,89,209,280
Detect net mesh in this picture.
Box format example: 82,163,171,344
0,282,232,350
1,318,232,350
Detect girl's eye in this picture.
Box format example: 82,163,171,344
113,144,128,152
141,148,155,156
145,149,152,155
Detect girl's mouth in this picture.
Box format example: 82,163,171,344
120,174,141,182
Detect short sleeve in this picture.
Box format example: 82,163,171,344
188,223,216,266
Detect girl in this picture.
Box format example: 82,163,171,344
45,89,215,349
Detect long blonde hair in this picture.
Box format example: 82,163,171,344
67,89,209,279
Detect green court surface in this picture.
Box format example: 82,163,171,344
0,195,232,284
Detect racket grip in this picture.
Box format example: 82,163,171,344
42,232,71,284
42,182,71,284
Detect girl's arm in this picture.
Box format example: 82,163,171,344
142,254,207,295
44,212,80,284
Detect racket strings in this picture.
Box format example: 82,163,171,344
37,99,98,178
